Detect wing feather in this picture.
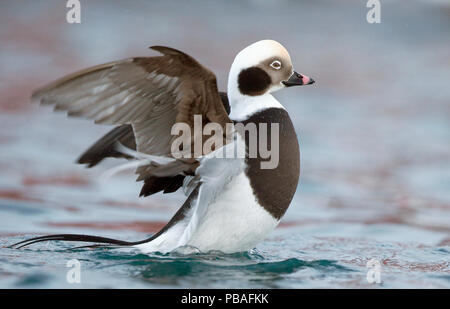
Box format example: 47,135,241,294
32,46,232,183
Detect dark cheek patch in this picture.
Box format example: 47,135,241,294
238,67,271,96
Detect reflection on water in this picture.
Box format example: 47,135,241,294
0,0,449,288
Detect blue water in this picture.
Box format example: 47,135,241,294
0,0,449,288
2,230,449,288
2,245,350,289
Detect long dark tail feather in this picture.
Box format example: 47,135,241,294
9,234,149,249
10,187,201,250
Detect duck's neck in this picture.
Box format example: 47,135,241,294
228,93,284,121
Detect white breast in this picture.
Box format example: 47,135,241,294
186,172,279,253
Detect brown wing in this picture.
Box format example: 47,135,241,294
32,46,232,180
77,92,230,196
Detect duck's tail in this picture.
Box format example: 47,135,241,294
9,233,149,250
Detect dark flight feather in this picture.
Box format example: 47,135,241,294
77,124,136,167
77,92,230,196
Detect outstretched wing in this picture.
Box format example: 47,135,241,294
76,92,230,196
32,46,232,179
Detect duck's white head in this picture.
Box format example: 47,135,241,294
227,40,314,120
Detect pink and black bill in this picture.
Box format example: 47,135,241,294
282,71,315,87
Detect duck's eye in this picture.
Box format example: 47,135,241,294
270,60,282,70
